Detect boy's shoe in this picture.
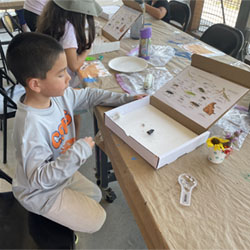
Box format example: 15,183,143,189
74,233,79,245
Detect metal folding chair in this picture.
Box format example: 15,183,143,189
169,0,191,31
0,11,23,39
200,23,245,59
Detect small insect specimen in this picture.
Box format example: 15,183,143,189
166,90,174,95
203,102,216,115
201,96,206,100
217,88,230,101
222,88,230,101
112,113,120,120
190,101,199,107
185,91,196,96
120,24,126,32
147,129,154,135
198,87,205,93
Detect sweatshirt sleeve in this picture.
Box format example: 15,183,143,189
68,87,135,111
21,135,92,190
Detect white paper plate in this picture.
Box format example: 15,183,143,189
108,56,148,73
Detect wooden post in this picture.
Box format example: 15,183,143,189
188,0,204,36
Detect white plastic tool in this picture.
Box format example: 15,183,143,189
178,173,197,206
143,73,154,90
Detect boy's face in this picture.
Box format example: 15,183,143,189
39,52,71,97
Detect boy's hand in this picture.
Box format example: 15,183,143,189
84,137,95,149
134,94,148,100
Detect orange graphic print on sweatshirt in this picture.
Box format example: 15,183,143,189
51,110,75,153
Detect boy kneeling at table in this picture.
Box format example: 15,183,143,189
6,32,146,232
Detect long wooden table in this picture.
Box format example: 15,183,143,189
0,0,24,10
87,14,250,250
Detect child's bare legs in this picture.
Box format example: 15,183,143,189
15,9,30,32
21,24,30,32
74,114,81,139
44,171,106,233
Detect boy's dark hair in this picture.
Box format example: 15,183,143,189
6,32,64,87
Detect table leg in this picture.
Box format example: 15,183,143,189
93,115,117,203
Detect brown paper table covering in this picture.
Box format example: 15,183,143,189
85,12,250,250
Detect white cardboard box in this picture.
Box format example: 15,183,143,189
104,54,250,169
102,2,142,42
89,36,120,55
99,5,120,20
105,96,210,169
91,1,141,55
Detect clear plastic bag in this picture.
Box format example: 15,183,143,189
148,45,175,66
116,67,173,95
230,61,250,72
209,105,250,150
128,45,175,67
78,60,110,83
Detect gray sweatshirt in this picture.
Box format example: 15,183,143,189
12,87,134,214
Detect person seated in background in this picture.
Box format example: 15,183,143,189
15,9,30,32
37,0,98,89
6,32,146,233
36,0,102,138
24,0,48,31
137,0,171,23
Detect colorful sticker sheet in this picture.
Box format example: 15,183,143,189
78,60,111,83
179,41,225,57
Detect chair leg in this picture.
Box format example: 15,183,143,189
0,169,12,184
3,116,7,164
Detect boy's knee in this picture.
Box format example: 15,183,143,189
90,207,106,233
93,185,102,203
80,205,106,233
